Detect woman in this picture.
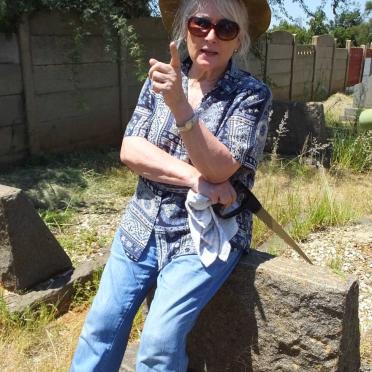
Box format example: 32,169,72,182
71,0,272,370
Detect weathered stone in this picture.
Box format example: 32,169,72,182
187,250,360,371
0,185,72,291
266,101,328,155
4,249,109,314
120,342,139,372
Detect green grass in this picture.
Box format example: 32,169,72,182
0,296,57,335
70,269,103,309
330,129,372,173
327,255,346,278
0,147,138,265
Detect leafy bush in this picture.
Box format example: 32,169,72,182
0,0,152,32
0,0,157,80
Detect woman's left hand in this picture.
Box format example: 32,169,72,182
148,42,187,111
191,176,237,209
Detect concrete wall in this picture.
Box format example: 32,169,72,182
0,34,27,164
124,18,169,122
292,44,315,102
266,31,294,101
26,11,121,153
312,35,336,100
245,34,267,81
331,48,349,94
0,12,364,165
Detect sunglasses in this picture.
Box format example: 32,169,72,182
187,16,240,41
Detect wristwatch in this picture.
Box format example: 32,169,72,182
176,113,198,133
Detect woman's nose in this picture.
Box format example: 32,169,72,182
204,27,218,41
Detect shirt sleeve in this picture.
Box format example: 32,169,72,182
218,84,272,172
124,78,155,138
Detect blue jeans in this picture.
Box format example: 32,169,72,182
71,229,242,372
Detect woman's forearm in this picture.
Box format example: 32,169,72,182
171,103,240,184
181,121,240,183
120,136,200,187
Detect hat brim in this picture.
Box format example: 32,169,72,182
159,0,271,41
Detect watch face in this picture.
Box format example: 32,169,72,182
185,121,193,130
177,114,197,132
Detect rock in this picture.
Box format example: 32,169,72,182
187,250,360,372
0,184,72,291
4,250,109,314
266,101,328,155
120,342,139,372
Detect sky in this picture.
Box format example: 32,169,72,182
270,0,369,27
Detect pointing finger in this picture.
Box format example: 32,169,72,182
169,41,181,69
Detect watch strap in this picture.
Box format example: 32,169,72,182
176,113,197,133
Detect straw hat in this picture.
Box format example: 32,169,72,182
159,0,271,41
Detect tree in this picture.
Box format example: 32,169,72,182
308,9,330,36
268,0,349,21
0,0,153,32
270,20,311,43
353,18,372,46
329,8,363,46
366,1,372,15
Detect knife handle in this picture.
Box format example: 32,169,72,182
243,188,262,214
212,181,262,219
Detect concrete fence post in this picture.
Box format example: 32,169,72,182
118,35,129,131
289,34,297,101
311,36,317,100
344,40,352,91
328,38,337,96
18,15,40,154
360,44,367,83
311,35,336,101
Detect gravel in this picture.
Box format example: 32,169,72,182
280,216,372,367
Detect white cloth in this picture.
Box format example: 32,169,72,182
185,190,239,267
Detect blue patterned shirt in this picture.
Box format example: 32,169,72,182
120,58,272,269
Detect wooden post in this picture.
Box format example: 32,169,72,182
18,15,40,154
289,34,297,101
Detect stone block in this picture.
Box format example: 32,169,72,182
4,249,109,314
265,100,328,155
0,185,72,291
122,251,360,371
187,251,360,371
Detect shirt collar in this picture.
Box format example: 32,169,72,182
181,57,241,97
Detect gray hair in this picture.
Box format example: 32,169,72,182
172,0,251,61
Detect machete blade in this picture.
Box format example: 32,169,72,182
255,208,313,265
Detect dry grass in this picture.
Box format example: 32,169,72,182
252,162,372,248
0,112,371,369
0,302,145,372
0,306,85,372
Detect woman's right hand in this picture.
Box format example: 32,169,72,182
191,176,237,209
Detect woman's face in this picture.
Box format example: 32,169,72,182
186,1,241,75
